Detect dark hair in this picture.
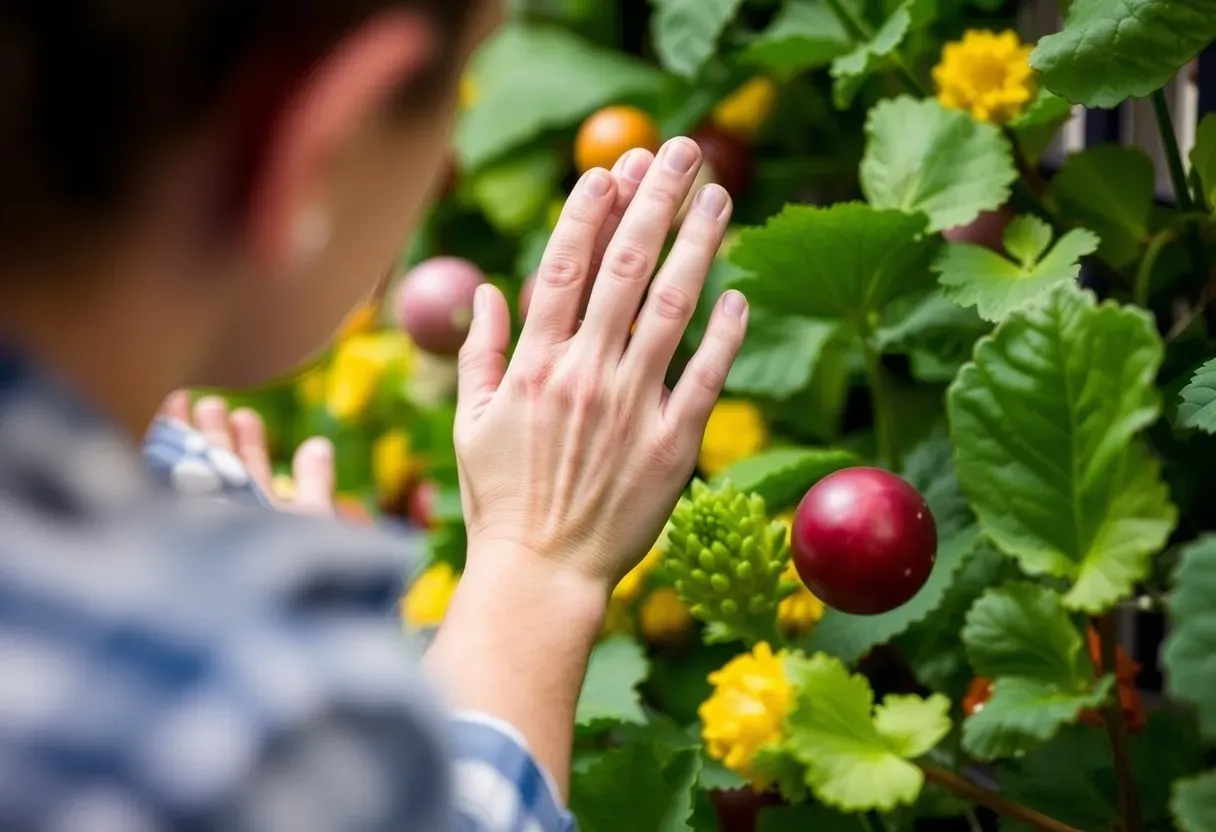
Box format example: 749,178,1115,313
0,0,475,262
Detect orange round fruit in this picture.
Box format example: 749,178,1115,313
574,106,661,174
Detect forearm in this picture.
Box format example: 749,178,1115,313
422,543,608,798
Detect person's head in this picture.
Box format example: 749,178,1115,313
0,0,501,398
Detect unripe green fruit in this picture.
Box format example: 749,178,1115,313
662,479,789,635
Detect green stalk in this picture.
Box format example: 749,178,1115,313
1151,89,1210,286
861,333,901,473
821,0,927,97
1134,230,1176,307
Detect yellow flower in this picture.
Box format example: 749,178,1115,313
779,566,825,637
401,562,460,629
933,29,1035,125
698,400,768,478
699,642,793,789
373,430,414,503
712,77,778,138
326,332,411,422
639,588,694,645
611,544,663,605
460,74,479,110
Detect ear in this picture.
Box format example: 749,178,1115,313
240,9,437,269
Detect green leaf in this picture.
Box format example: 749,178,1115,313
741,0,853,73
861,96,1017,232
575,635,650,729
1163,536,1216,738
900,433,975,540
650,0,745,79
963,675,1113,761
726,313,838,399
1174,771,1216,832
877,291,992,380
947,285,1175,612
1193,115,1216,211
1009,88,1073,130
1030,0,1216,108
457,23,667,168
715,447,860,511
696,757,747,791
1048,146,1155,267
729,202,940,322
468,147,561,234
935,217,1099,322
1178,359,1216,433
802,527,978,664
571,741,702,831
829,0,932,108
962,583,1089,686
783,653,951,812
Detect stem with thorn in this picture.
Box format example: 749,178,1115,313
921,765,1084,832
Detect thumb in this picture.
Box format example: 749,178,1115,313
456,283,510,421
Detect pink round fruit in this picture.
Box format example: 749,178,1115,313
394,257,486,355
791,467,937,616
942,208,1014,254
519,272,537,320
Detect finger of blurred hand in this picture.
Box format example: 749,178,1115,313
456,283,511,428
291,437,335,515
518,168,617,347
160,390,192,424
579,149,655,316
665,289,748,437
621,183,731,393
229,408,275,496
580,137,702,358
193,396,234,451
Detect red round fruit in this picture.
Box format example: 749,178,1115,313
519,272,537,320
394,257,486,356
408,480,438,530
942,207,1013,254
691,124,753,198
791,467,937,616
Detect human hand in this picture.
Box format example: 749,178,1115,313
453,137,747,592
160,391,335,515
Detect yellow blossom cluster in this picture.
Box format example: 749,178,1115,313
933,29,1035,125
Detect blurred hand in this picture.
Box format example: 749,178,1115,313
161,391,335,515
453,137,747,591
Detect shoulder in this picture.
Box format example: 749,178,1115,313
0,497,445,830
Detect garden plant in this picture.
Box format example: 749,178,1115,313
212,0,1216,829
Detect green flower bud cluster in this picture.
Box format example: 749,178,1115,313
661,479,789,637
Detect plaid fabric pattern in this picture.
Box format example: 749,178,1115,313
0,350,574,831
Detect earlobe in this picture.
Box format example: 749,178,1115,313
243,9,438,270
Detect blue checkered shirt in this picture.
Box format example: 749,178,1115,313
0,349,574,831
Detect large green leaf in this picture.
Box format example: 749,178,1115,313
468,146,562,234
725,312,838,400
570,741,702,831
861,96,1017,232
575,635,650,729
802,527,978,664
650,0,745,79
457,23,667,168
947,285,1175,612
1030,0,1216,108
1048,145,1155,268
1163,536,1216,738
934,215,1100,322
716,447,859,511
741,0,852,73
1193,114,1216,212
728,202,940,322
1174,771,1216,832
783,653,951,812
828,0,934,108
961,583,1113,760
1178,359,1216,433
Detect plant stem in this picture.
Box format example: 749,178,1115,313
964,808,984,832
1134,229,1176,307
861,335,901,472
820,0,927,97
921,765,1084,832
1152,90,1194,213
1096,614,1142,832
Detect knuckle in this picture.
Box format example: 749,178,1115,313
691,359,727,392
645,185,681,213
513,360,553,398
606,243,652,284
646,429,686,470
649,283,694,321
540,249,585,288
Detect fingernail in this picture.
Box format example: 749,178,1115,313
473,284,489,317
620,149,650,182
722,290,747,317
663,138,699,173
303,436,333,459
696,184,729,218
584,169,611,197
